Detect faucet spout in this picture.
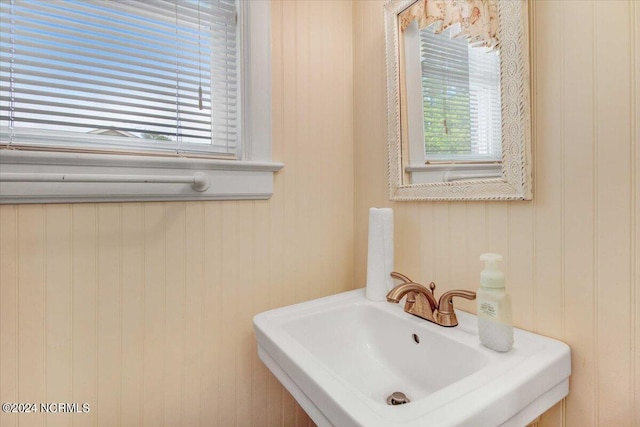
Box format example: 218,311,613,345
386,272,476,327
386,282,438,323
386,283,438,310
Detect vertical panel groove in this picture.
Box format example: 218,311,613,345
529,0,538,335
199,202,205,427
70,205,74,427
14,204,18,413
162,202,167,427
506,202,512,324
559,0,566,355
630,0,638,423
140,205,146,427
13,210,20,416
43,206,48,413
118,203,123,427
181,203,186,427
16,208,20,405
559,4,567,422
591,1,600,423
531,0,539,333
94,205,99,427
68,204,73,427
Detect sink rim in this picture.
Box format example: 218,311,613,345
254,289,571,427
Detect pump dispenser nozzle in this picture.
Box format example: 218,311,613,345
480,253,505,288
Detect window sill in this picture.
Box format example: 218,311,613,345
406,163,501,184
0,150,283,204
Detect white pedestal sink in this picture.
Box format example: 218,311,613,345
254,289,571,427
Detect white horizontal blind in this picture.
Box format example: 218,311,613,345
0,0,239,157
420,27,501,162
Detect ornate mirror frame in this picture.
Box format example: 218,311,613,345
384,0,532,201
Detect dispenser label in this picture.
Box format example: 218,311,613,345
479,301,498,318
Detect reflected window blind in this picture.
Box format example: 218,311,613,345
420,27,501,162
0,0,238,157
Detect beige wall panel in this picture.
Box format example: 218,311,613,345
71,204,98,427
393,204,423,280
217,201,240,427
530,5,563,423
352,0,639,426
0,206,18,427
634,2,640,424
45,205,73,427
141,203,166,426
97,204,122,427
486,203,509,258
268,0,288,325
120,203,145,426
163,202,187,426
250,200,272,426
182,202,205,427
561,2,597,426
201,202,224,425
507,203,535,331
416,204,435,283
448,203,468,290
595,1,634,424
236,202,257,424
531,0,564,344
279,0,301,314
433,203,452,287
17,205,46,427
352,0,389,289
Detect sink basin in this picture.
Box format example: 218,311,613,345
254,289,571,427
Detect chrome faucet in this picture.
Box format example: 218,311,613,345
386,272,476,327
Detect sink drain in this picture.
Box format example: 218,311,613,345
386,391,410,405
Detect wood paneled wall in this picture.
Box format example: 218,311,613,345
0,1,354,426
2,0,638,426
353,0,639,426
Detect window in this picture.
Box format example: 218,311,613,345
0,0,279,203
403,20,502,184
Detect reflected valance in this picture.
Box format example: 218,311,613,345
399,0,499,49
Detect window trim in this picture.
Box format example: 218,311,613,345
0,0,281,204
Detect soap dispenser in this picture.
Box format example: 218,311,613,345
477,253,513,352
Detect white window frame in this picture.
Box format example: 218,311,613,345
0,0,281,204
402,20,501,184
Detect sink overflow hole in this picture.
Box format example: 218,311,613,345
387,391,410,406
412,333,420,344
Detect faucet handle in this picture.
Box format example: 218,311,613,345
436,290,477,327
438,290,476,314
390,271,413,284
